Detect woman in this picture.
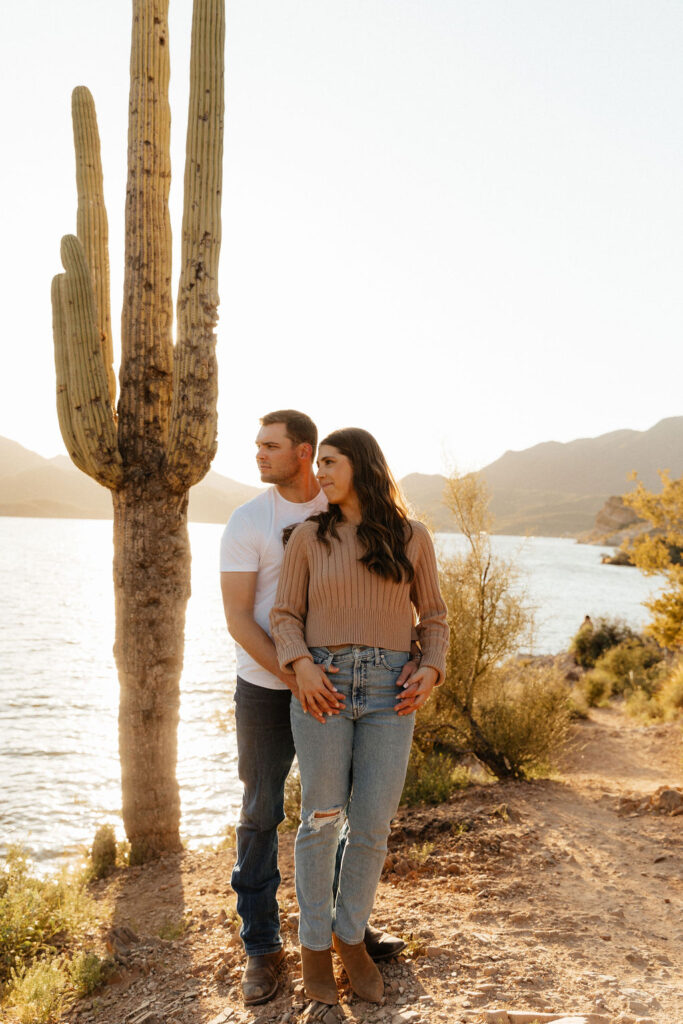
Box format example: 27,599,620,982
270,428,448,1005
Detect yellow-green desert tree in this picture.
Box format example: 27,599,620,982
51,0,225,862
623,472,683,648
407,472,569,786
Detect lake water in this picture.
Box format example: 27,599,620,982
0,518,659,869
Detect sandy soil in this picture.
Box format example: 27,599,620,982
55,707,682,1024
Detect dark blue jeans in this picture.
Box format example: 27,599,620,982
231,677,296,956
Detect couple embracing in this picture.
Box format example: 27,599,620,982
220,410,449,1007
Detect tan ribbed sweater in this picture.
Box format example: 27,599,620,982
270,519,449,682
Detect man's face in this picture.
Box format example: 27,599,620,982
255,422,302,484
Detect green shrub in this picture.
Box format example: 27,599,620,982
473,666,572,778
68,951,111,998
625,660,683,722
0,850,92,986
281,765,301,831
410,473,574,780
658,663,683,718
594,639,665,696
580,668,613,706
90,825,117,880
566,688,590,719
624,688,658,721
6,959,68,1024
570,617,638,668
401,751,470,806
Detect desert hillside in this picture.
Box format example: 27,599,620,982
403,417,683,537
0,437,261,524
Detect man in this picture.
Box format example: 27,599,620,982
220,410,409,1006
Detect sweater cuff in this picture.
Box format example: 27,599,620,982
420,653,446,686
277,641,313,672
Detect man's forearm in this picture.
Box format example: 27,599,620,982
227,612,294,688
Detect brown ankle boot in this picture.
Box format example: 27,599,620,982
332,933,384,1002
300,946,339,1005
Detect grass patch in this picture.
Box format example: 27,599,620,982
68,951,112,997
6,958,68,1024
401,750,471,805
0,849,93,986
406,841,436,866
0,848,111,1022
157,916,189,941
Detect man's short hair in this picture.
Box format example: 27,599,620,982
260,409,318,452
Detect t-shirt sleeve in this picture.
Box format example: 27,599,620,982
220,508,260,572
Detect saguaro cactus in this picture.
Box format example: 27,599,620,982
52,0,225,863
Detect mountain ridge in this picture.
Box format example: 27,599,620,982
402,416,683,536
0,436,262,525
2,417,682,535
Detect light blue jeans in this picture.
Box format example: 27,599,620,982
291,645,415,950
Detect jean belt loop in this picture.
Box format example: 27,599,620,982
374,646,381,666
324,652,334,672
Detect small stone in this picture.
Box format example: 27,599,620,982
207,1012,234,1024
652,787,683,813
393,1012,421,1024
627,999,651,1015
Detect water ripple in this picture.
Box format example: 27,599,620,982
0,519,659,868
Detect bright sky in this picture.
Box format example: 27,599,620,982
1,1,681,487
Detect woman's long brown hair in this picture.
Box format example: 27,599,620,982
311,427,414,583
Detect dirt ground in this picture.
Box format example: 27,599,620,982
59,707,682,1024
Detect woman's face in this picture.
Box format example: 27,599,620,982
316,445,356,506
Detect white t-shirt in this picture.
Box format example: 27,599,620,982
220,486,328,689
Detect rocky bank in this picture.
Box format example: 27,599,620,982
39,708,683,1024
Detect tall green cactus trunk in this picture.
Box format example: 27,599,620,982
52,0,224,863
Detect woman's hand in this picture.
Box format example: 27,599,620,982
395,665,439,716
396,657,418,689
293,657,345,723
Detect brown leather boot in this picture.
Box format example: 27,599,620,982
300,946,339,1005
364,922,406,961
241,948,285,1005
332,933,384,1003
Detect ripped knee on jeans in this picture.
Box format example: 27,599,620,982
307,806,344,832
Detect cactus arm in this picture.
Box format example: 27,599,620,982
52,273,93,478
166,0,225,492
72,86,116,409
54,235,123,488
119,0,174,466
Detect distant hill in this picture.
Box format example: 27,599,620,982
401,417,683,537
0,437,262,524
400,473,454,532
